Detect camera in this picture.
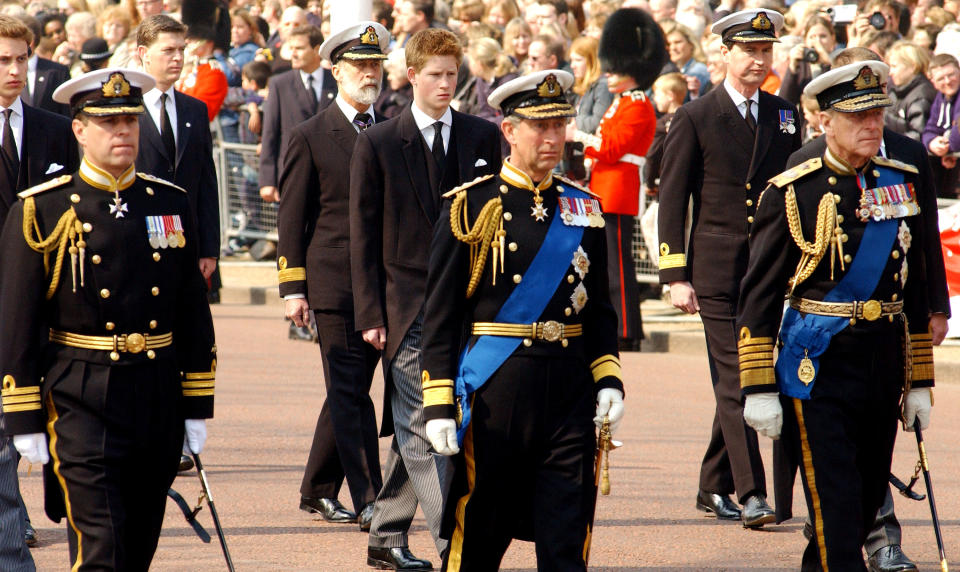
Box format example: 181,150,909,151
869,11,887,29
825,4,857,24
803,48,820,63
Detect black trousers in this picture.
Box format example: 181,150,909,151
300,309,382,511
603,213,642,342
781,328,903,571
45,358,183,571
441,355,595,572
697,296,766,502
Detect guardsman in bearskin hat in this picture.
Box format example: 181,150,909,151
736,60,934,570
420,69,624,571
574,7,664,352
657,9,802,528
0,68,216,570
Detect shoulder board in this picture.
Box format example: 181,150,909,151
872,156,919,175
555,175,601,198
17,175,72,199
137,172,187,193
441,174,495,199
768,157,822,188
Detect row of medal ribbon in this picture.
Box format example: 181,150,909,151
558,197,605,228
146,215,187,249
858,183,919,222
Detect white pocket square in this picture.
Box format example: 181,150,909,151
475,158,488,167
45,163,64,175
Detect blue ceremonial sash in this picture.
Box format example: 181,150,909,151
454,190,587,445
775,166,903,399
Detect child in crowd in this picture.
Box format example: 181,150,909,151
644,72,686,197
800,92,823,143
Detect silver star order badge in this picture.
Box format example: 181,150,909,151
531,196,548,221
109,196,128,218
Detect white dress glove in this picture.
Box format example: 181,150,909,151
183,419,207,455
903,388,931,431
425,418,459,456
594,388,625,435
744,393,783,440
13,433,49,465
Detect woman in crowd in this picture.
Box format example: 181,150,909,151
99,6,135,67
780,14,835,106
886,40,936,141
459,37,518,133
228,10,262,87
123,0,162,27
566,35,611,181
485,0,518,30
503,17,531,69
662,22,709,96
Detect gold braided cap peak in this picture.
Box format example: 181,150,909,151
768,157,822,188
17,175,72,199
441,174,495,199
555,175,601,199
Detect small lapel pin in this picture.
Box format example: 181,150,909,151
185,122,191,128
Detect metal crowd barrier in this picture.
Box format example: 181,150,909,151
215,141,278,248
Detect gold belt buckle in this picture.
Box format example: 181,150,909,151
124,333,146,354
861,300,882,321
540,320,563,342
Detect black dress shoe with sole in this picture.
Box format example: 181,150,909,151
358,502,375,531
695,490,741,520
868,545,918,572
178,455,194,472
300,497,357,523
24,521,37,547
741,493,776,529
367,546,433,571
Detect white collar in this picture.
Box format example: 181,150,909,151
300,67,323,83
28,53,37,73
723,78,759,108
411,101,451,131
144,85,176,106
335,94,374,124
0,97,24,117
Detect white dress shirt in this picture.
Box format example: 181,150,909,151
143,86,179,144
26,54,37,103
0,97,25,159
411,101,452,153
724,79,759,123
300,67,325,103
335,95,376,132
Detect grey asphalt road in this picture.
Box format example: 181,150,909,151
20,303,960,571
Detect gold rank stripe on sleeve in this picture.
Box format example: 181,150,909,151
278,267,307,283
1,375,42,413
657,242,685,270
767,157,822,188
738,328,776,388
421,371,455,408
872,156,920,175
183,360,216,397
590,354,622,383
910,334,934,383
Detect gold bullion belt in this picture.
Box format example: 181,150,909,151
471,321,582,342
49,329,173,354
788,297,903,321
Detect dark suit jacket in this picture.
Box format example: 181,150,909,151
0,104,78,230
135,90,220,259
277,103,359,310
787,128,949,316
658,87,802,301
350,105,501,434
258,68,336,189
30,58,70,117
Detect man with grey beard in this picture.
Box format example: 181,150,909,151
276,21,391,530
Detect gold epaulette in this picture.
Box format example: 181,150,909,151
555,175,601,199
873,156,919,174
137,172,187,193
17,175,72,199
768,158,821,188
441,174,495,199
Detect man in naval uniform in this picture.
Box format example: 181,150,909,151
420,69,625,572
0,68,216,571
736,60,934,571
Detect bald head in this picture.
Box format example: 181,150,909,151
279,6,307,40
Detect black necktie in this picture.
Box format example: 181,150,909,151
353,112,373,131
2,108,19,180
744,99,757,133
160,93,176,164
306,75,318,113
431,121,445,167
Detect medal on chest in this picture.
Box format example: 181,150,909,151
857,182,919,222
779,109,796,134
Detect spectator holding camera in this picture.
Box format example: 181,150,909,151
922,53,960,196
885,40,935,141
849,0,901,46
780,14,835,106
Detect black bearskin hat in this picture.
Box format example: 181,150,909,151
598,8,666,91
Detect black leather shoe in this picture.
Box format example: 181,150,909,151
741,493,776,529
300,497,357,523
178,455,194,472
24,521,37,547
802,519,813,541
695,490,741,520
367,546,433,571
358,503,375,531
868,545,918,572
